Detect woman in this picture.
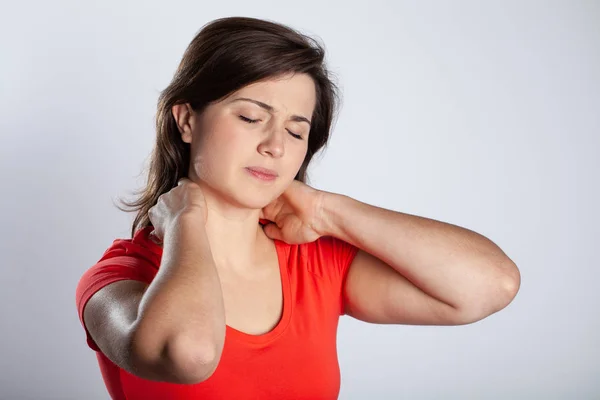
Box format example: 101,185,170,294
76,16,521,399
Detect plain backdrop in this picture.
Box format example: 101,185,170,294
1,1,598,399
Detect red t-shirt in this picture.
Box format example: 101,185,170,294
76,224,359,399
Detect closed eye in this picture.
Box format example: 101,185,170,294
238,115,303,140
239,115,259,124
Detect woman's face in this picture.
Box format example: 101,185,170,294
182,72,316,210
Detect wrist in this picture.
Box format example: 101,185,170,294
179,206,207,224
316,192,345,238
167,210,207,238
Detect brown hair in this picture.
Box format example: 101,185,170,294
117,16,341,238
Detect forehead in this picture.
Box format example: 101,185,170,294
232,73,317,117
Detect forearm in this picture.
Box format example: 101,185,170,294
133,213,225,377
320,193,520,315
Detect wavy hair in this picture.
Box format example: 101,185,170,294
117,16,341,238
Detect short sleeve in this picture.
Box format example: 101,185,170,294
313,236,360,316
75,232,160,352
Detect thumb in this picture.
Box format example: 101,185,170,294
177,177,188,186
263,223,283,241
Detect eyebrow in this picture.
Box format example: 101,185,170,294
231,97,312,126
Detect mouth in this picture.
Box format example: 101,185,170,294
245,167,278,181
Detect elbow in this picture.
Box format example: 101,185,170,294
505,262,521,299
495,261,521,309
456,265,521,325
130,326,223,385
165,334,223,384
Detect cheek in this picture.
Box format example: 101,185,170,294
210,118,250,151
190,150,216,182
191,124,248,178
288,145,308,173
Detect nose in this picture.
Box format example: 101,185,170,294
257,128,285,158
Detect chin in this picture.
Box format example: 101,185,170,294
221,186,273,210
247,191,280,209
207,171,290,210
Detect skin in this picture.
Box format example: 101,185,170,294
171,72,521,324
171,72,318,274
80,68,519,391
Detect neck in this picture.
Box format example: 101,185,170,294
201,189,270,275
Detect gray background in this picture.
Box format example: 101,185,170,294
1,1,598,399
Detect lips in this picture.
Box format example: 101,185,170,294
246,167,278,177
245,166,279,181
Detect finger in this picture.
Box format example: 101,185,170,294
177,178,187,186
148,230,163,244
263,223,283,241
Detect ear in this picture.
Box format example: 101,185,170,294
171,103,195,143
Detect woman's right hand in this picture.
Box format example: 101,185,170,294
148,177,208,244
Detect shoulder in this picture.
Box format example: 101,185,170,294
76,226,162,306
279,236,359,277
101,226,163,267
304,236,359,265
75,226,161,351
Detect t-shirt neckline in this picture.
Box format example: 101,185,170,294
135,222,293,346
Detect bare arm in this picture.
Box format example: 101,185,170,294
318,193,520,324
84,213,226,384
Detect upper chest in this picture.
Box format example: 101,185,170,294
216,248,284,336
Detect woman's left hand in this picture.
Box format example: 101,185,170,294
260,180,328,244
